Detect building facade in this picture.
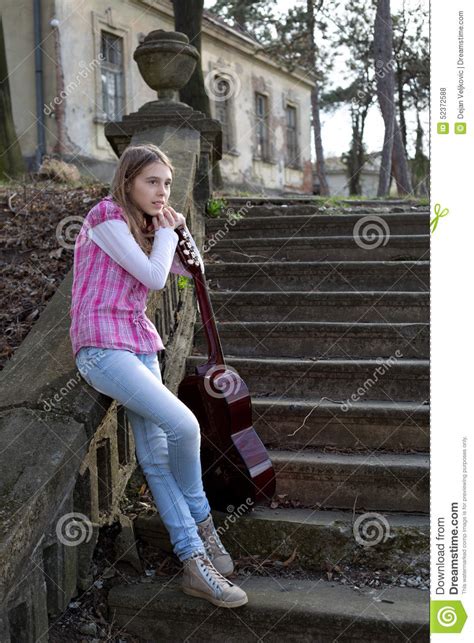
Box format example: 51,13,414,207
2,0,314,194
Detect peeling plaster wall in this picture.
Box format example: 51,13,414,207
201,35,314,194
4,0,313,193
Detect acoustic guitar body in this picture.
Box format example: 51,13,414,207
178,370,276,513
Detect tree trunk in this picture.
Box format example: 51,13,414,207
374,0,412,196
0,17,25,179
391,117,413,195
173,0,223,189
396,62,407,151
348,100,370,195
307,0,329,195
373,0,395,195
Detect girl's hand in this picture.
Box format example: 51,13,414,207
151,206,186,231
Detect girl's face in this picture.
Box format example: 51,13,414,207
128,160,172,215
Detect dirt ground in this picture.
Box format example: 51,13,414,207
0,181,109,370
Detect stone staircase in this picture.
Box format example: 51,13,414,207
107,198,430,640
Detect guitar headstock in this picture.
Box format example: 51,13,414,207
174,224,202,276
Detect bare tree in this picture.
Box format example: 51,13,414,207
373,0,412,195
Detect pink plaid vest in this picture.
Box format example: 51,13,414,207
69,196,164,358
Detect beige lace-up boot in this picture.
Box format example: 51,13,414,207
181,553,248,608
196,512,234,576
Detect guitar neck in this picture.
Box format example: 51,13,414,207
175,224,225,373
192,270,226,373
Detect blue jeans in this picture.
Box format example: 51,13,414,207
75,346,211,562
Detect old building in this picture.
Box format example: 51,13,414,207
2,0,314,194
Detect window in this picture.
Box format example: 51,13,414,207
255,93,270,161
286,105,299,167
214,78,232,153
101,31,125,120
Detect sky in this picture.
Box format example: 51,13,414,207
203,0,429,160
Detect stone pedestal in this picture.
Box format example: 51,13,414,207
104,30,222,203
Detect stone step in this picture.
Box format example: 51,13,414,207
107,573,428,641
205,212,429,238
251,398,429,452
222,195,427,207
220,204,428,218
185,356,429,403
194,321,429,359
205,261,429,292
135,506,429,575
267,449,428,512
207,234,430,261
208,290,429,323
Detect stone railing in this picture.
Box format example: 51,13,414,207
0,145,210,643
0,27,221,641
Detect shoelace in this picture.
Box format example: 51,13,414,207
196,556,233,591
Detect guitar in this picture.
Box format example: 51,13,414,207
170,222,276,513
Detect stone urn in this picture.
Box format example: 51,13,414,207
133,30,200,102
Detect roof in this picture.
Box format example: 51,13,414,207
202,9,262,47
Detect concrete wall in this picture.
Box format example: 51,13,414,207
324,172,397,197
2,0,57,165
3,0,313,192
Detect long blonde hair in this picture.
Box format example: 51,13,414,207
110,143,174,253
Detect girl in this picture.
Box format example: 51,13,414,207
70,143,248,609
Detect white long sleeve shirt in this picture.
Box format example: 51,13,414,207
87,219,204,290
